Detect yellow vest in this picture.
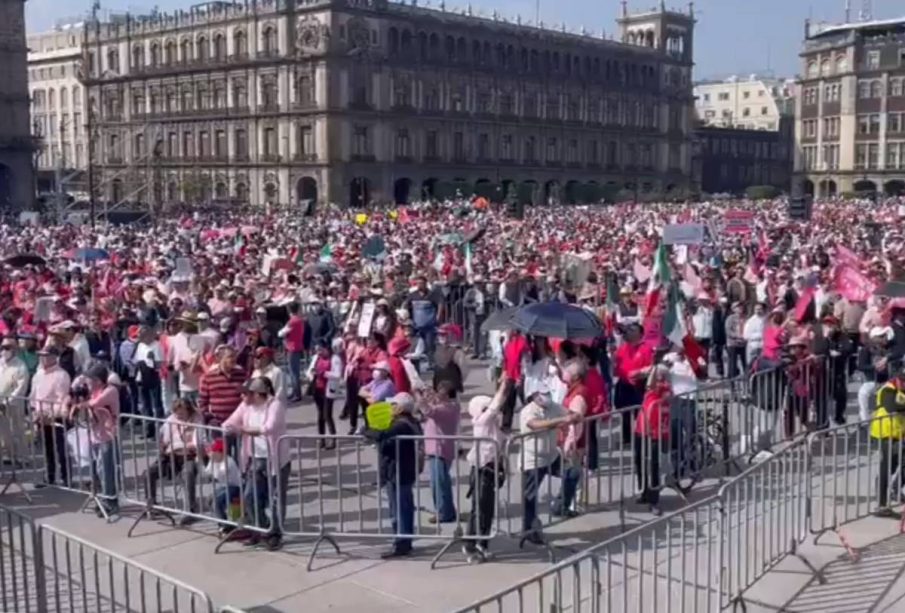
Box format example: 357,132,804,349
870,384,905,440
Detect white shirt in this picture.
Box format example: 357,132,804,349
133,341,162,382
0,355,29,402
170,333,201,392
252,364,287,402
692,307,713,340
159,414,201,453
743,315,766,348
203,454,242,487
668,359,698,397
69,334,90,374
246,408,269,458
518,401,566,471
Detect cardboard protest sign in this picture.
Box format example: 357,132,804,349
663,223,706,246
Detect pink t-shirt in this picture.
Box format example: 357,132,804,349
88,385,120,444
762,325,785,361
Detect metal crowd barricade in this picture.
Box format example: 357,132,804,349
278,433,502,570
118,415,280,552
454,495,724,613
807,415,901,560
717,438,816,611
0,503,219,613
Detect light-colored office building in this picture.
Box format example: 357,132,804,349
694,75,795,131
795,16,905,197
79,0,696,209
27,26,89,174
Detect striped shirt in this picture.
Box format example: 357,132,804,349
198,365,246,424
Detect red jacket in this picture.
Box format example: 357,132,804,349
635,388,670,440
614,341,653,382
284,315,305,353
388,355,411,394
584,367,609,418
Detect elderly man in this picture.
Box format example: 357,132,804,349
31,346,71,487
198,345,246,427
0,336,30,465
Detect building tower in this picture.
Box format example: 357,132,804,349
0,0,35,210
617,0,695,63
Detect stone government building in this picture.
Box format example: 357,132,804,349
82,0,695,208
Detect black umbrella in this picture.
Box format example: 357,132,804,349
511,303,603,339
480,306,520,333
4,253,46,268
877,281,905,299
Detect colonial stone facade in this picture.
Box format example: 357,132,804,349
81,0,695,208
0,0,35,210
795,17,905,197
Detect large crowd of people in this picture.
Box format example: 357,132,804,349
3,195,905,556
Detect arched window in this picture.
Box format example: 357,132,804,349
48,88,55,109
444,35,455,62
262,26,278,56
213,34,226,61
196,36,209,61
806,61,818,78
180,39,191,62
820,59,830,76
401,30,413,54
233,30,248,57
165,40,177,65
107,49,119,73
388,27,399,55
871,80,883,98
150,43,160,67
131,44,144,69
835,55,848,73
72,86,81,108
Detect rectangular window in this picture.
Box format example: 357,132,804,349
870,114,881,134
890,113,902,133
500,134,513,160
394,128,409,158
453,131,464,159
867,50,880,70
182,131,193,158
352,126,370,156
167,132,177,157
718,92,730,101
858,115,870,135
263,127,278,157
234,129,248,159
855,144,867,169
477,132,490,160
215,129,226,157
199,131,210,158
587,140,599,164
868,143,879,169
546,137,558,162
545,95,559,120
298,126,314,157
887,143,900,170
425,130,438,158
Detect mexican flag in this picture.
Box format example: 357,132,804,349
319,244,333,263
233,233,245,256
644,241,670,316
605,273,620,335
464,242,473,278
662,282,687,347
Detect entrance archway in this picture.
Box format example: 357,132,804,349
350,177,371,207
473,178,496,201
111,179,124,203
421,177,438,200
235,183,248,202
585,181,601,204
544,180,561,204
501,179,516,201
297,176,318,203
826,180,837,197
0,164,11,209
214,182,227,199
564,180,582,204
393,177,412,204
801,179,815,197
885,180,905,196
519,180,539,205
853,179,876,195
264,182,277,203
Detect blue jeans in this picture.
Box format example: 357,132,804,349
522,457,580,532
94,441,118,512
553,464,582,516
244,459,289,536
386,481,415,552
214,484,242,520
418,327,437,366
288,351,303,399
429,456,456,522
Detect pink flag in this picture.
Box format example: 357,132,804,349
633,259,651,283
835,245,862,270
834,265,875,303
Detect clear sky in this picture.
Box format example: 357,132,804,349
24,0,905,80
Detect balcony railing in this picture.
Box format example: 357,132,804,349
293,153,318,162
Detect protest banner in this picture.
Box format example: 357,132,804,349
723,209,754,234
835,265,876,303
